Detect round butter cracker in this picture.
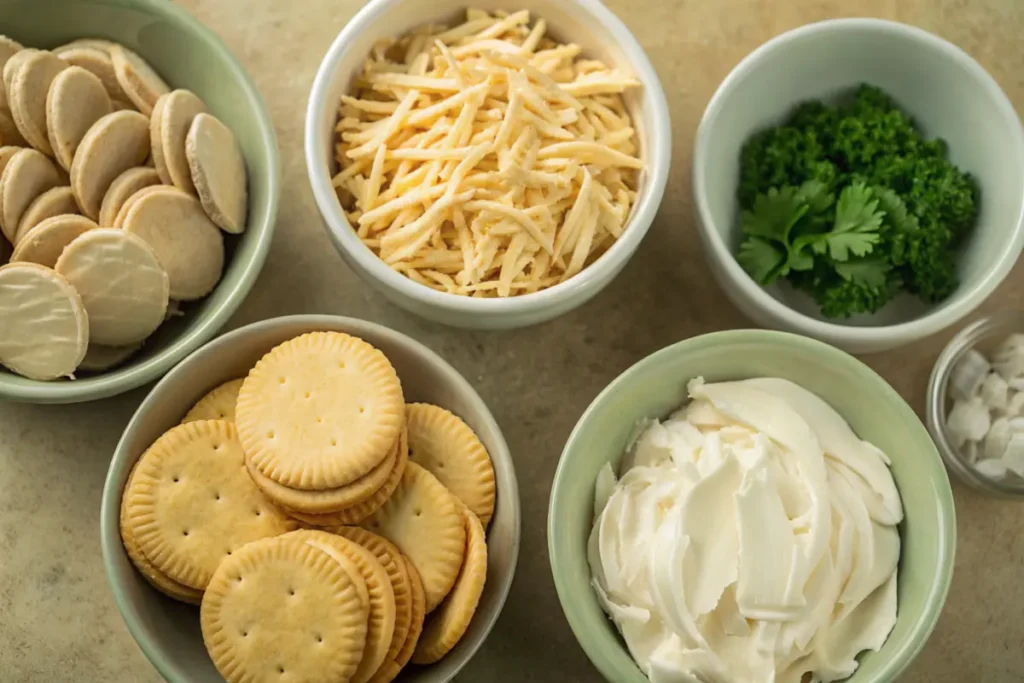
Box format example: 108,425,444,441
407,402,496,527
236,331,405,491
120,460,203,604
15,186,79,244
333,526,414,681
162,89,207,194
249,426,405,515
98,166,160,227
182,377,244,424
361,462,466,613
12,214,96,268
121,187,224,301
110,45,168,116
125,419,295,590
285,530,397,683
0,262,88,380
55,228,169,346
201,536,369,683
187,112,247,234
380,557,427,683
0,148,61,243
79,341,141,372
70,110,150,219
412,502,488,664
46,65,112,171
8,49,68,155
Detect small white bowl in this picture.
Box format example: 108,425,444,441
100,315,521,683
305,0,670,329
693,18,1024,354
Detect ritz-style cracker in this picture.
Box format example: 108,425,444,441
333,8,643,298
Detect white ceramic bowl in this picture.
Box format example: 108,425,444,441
305,0,671,329
100,315,521,683
693,18,1024,354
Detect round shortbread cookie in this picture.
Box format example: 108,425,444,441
120,460,204,604
15,186,79,244
379,557,427,683
361,462,466,613
110,45,168,116
79,341,141,372
0,148,61,243
70,110,149,219
333,526,414,680
182,378,244,424
112,184,165,228
55,47,126,104
412,503,488,664
126,420,295,590
11,214,96,268
53,38,118,55
0,109,26,147
0,35,23,111
149,94,171,184
98,166,160,227
236,331,405,491
161,90,206,194
201,536,370,683
0,262,88,380
46,66,112,171
248,426,405,515
406,403,496,527
0,146,22,179
2,48,36,96
8,49,68,156
55,228,169,346
121,187,224,300
186,112,247,234
286,529,397,683
285,428,409,527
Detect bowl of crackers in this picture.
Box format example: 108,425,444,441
0,0,279,403
306,0,671,329
100,315,520,683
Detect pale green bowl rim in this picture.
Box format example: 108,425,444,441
0,0,280,404
548,329,956,682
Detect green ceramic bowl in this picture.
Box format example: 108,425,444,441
548,330,956,682
0,0,279,404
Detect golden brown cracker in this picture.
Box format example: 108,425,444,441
181,378,244,424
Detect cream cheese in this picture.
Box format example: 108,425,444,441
588,377,903,683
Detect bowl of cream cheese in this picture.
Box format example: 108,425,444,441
548,329,955,683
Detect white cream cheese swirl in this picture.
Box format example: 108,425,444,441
588,378,903,683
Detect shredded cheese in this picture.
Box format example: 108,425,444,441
332,7,643,297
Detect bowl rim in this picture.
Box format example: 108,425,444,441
100,314,521,682
0,0,280,404
548,328,957,682
692,17,1024,346
304,0,671,316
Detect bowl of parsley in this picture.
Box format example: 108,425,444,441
693,18,1024,354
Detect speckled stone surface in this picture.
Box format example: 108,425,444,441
1,0,1022,680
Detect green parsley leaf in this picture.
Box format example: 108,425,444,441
737,236,787,285
740,187,809,244
834,258,892,289
824,182,885,261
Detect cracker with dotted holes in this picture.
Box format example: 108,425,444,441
407,403,496,527
236,331,405,491
248,426,403,515
412,502,487,663
125,419,295,590
332,527,414,682
361,462,465,612
377,556,426,683
200,536,369,683
284,427,408,527
119,460,203,604
285,530,396,683
182,378,245,424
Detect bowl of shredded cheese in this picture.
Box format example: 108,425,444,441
306,0,670,329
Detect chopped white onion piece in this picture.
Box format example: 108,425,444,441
948,349,991,401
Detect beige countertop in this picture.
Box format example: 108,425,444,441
1,0,1022,680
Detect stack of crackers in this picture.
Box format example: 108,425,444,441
0,35,248,381
120,331,497,683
